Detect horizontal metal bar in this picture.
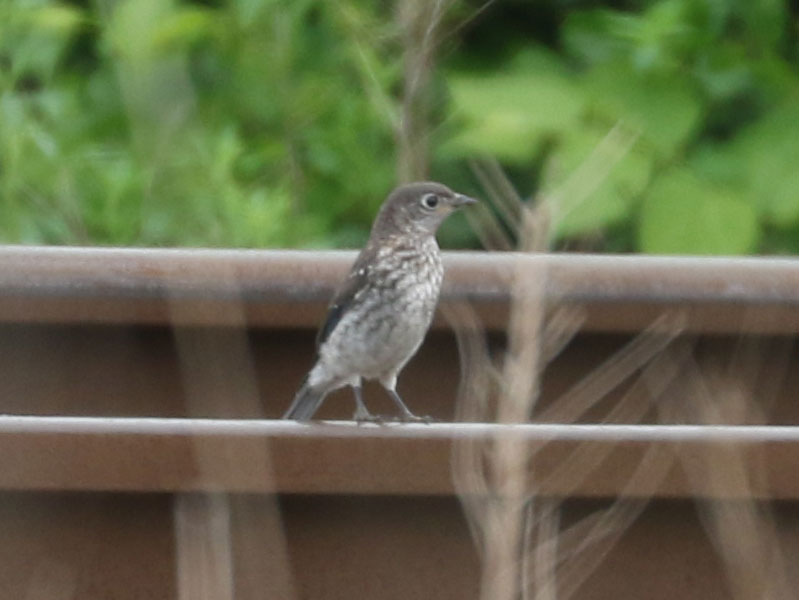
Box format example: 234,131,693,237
9,415,799,441
1,246,799,332
0,415,797,499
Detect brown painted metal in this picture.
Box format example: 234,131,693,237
1,325,797,425
1,246,799,332
3,491,797,600
0,247,798,599
0,417,798,500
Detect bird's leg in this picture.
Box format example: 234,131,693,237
386,389,433,423
351,385,382,423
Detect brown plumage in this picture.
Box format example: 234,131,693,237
283,181,476,422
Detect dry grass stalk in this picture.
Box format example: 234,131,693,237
661,351,792,600
474,205,549,600
169,273,297,600
538,312,686,424
541,122,639,238
451,132,694,599
395,0,456,181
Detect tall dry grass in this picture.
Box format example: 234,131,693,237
448,150,795,600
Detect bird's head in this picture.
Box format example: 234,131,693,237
374,181,478,239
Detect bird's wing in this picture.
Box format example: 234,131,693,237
315,248,374,349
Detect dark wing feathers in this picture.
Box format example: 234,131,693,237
315,247,375,349
316,298,348,348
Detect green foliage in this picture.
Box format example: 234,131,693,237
445,0,799,254
0,0,399,247
638,167,758,254
2,0,799,254
444,49,584,162
544,126,653,239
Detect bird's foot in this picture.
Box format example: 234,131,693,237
353,410,385,425
397,412,435,424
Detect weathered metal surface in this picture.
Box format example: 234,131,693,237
1,246,799,332
0,416,796,500
0,247,797,600
0,325,796,425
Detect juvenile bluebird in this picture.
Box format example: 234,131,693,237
283,181,477,422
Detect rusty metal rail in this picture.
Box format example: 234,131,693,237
1,246,799,331
0,416,798,499
1,246,798,600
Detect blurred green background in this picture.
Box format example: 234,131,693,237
2,0,798,254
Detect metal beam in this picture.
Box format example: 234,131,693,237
0,416,797,499
1,246,799,331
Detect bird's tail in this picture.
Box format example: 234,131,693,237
282,378,326,421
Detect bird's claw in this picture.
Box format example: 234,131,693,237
353,412,435,425
353,411,385,425
398,413,435,424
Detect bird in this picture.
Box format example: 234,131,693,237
283,181,477,422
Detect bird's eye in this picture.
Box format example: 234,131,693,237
421,193,439,210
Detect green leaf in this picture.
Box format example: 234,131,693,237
232,0,273,28
638,168,759,255
2,4,85,80
738,0,786,49
445,49,584,162
729,104,799,225
633,0,696,70
543,127,652,238
153,8,215,50
584,63,703,157
562,10,639,66
564,0,698,72
30,5,84,32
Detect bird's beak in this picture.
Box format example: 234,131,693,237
453,193,478,207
